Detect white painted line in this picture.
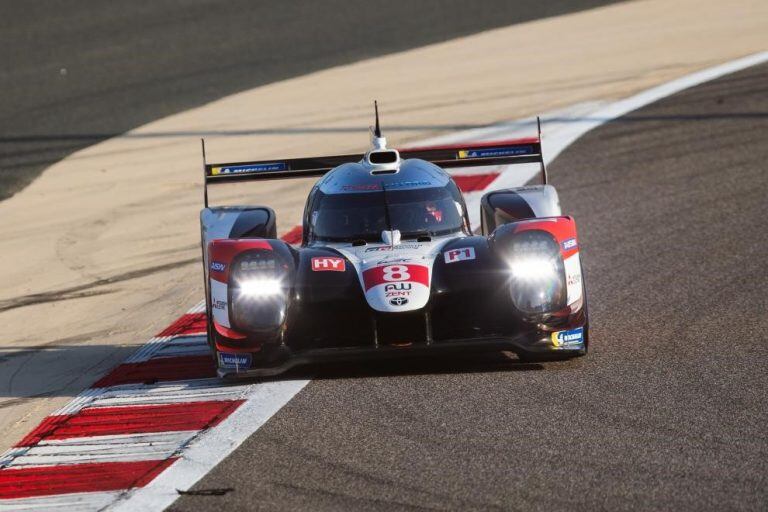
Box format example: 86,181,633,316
6,432,196,468
148,336,211,359
125,336,173,364
110,379,309,511
52,380,249,417
0,491,123,512
539,51,768,165
90,380,248,408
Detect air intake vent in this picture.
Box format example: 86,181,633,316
368,150,398,164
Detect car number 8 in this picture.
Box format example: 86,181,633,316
382,265,410,282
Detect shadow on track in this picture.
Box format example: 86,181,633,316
269,350,588,383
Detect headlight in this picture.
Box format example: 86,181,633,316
230,250,289,333
236,277,283,298
509,256,558,281
505,231,567,316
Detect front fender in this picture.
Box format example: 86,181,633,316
489,216,584,318
207,238,296,348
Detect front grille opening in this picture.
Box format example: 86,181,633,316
376,312,426,346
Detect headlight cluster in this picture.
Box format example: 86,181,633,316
505,231,567,316
230,250,288,333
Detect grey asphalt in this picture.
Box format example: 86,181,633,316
0,0,622,201
171,63,768,511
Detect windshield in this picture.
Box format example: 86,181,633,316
311,186,465,242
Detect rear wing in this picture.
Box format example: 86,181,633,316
201,120,547,207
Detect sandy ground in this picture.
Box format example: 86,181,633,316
1,0,766,453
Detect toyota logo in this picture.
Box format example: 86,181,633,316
389,297,409,306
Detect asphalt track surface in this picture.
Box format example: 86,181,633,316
171,63,768,511
0,0,623,201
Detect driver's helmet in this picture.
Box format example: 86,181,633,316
425,202,443,223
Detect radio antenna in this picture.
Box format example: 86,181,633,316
374,100,381,138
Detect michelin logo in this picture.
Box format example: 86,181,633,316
211,162,287,175
458,145,533,159
551,327,584,347
219,352,252,369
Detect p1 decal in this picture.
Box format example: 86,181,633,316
311,257,346,272
363,264,429,291
562,238,578,251
218,352,252,368
444,247,476,264
551,327,584,347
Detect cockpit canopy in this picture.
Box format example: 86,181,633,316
304,159,468,243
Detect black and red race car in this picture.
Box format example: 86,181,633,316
199,110,588,378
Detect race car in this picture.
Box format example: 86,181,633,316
199,105,588,378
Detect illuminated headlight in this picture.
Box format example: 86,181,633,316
236,277,283,298
505,232,566,316
509,257,558,281
230,250,289,333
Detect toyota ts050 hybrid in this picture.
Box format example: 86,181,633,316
200,105,588,378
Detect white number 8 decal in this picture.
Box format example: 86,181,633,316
382,265,410,282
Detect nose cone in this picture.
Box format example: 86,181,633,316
360,260,431,312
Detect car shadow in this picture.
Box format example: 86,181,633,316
272,351,548,382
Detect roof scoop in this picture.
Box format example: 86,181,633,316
366,100,400,174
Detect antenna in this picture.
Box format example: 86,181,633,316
537,116,548,185
201,138,209,208
374,100,381,137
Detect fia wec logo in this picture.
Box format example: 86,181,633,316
311,257,346,272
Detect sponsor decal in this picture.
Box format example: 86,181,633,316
567,273,581,286
218,352,252,368
387,180,432,189
212,298,227,311
210,261,226,272
363,264,429,291
551,327,584,347
311,257,346,272
365,244,421,252
389,297,409,306
444,247,476,264
384,283,412,292
211,162,287,175
562,238,578,250
457,145,533,159
376,257,411,264
340,184,382,191
385,283,412,298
